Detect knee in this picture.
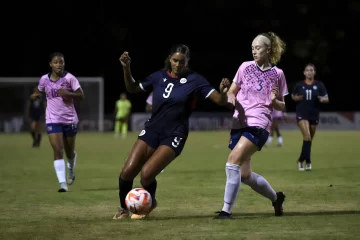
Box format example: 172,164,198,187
53,146,64,159
120,163,139,181
228,152,240,165
228,151,248,165
140,167,155,186
303,134,312,141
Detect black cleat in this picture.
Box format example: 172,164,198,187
272,192,285,216
214,211,233,219
58,188,68,192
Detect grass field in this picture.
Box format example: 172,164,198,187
0,130,360,240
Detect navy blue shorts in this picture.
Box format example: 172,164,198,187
296,115,319,125
228,127,269,151
138,128,187,156
46,123,78,137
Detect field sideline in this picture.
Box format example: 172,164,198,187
0,131,359,240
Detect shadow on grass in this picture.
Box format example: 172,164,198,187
82,187,118,191
149,210,360,220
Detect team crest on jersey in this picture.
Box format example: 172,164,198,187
313,85,317,90
180,78,187,84
139,130,146,136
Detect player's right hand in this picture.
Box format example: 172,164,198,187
293,94,303,101
30,93,41,100
119,51,131,67
220,78,231,93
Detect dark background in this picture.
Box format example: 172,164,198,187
1,0,352,114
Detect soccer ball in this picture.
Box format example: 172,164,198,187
125,188,152,214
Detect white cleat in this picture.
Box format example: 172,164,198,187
298,161,305,171
305,163,312,171
58,182,68,192
67,153,77,185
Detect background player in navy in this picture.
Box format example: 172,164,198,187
292,63,329,171
113,44,231,220
26,86,46,147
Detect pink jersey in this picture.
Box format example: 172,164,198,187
271,109,283,118
232,61,288,131
38,72,81,124
146,93,153,105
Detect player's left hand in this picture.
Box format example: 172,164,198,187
270,87,279,101
220,78,231,93
318,96,326,103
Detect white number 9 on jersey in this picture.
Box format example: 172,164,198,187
163,83,174,98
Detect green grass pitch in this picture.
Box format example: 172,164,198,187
0,130,359,240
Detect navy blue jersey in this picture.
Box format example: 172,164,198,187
292,80,327,119
139,70,215,137
29,95,46,116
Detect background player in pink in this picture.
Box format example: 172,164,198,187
266,109,286,147
215,32,288,219
30,52,84,192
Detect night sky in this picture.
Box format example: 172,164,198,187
2,0,352,114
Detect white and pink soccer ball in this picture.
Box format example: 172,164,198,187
125,188,152,215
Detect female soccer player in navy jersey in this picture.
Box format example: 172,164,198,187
215,32,288,219
292,63,329,171
26,86,46,147
113,44,231,220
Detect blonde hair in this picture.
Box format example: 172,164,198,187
260,32,286,65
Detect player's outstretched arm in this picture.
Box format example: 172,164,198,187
208,81,239,107
119,51,142,93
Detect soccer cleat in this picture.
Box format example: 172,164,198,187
272,192,285,216
113,207,130,220
131,199,158,219
67,153,77,185
298,161,305,171
214,211,233,219
67,168,75,185
58,182,68,192
305,163,312,171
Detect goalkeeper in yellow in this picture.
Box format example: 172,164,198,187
114,93,132,138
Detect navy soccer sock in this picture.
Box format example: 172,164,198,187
142,179,157,201
119,177,133,209
300,140,312,163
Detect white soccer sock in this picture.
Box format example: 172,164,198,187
277,136,283,145
267,136,273,144
54,159,66,183
67,152,77,169
242,172,277,202
222,163,241,214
